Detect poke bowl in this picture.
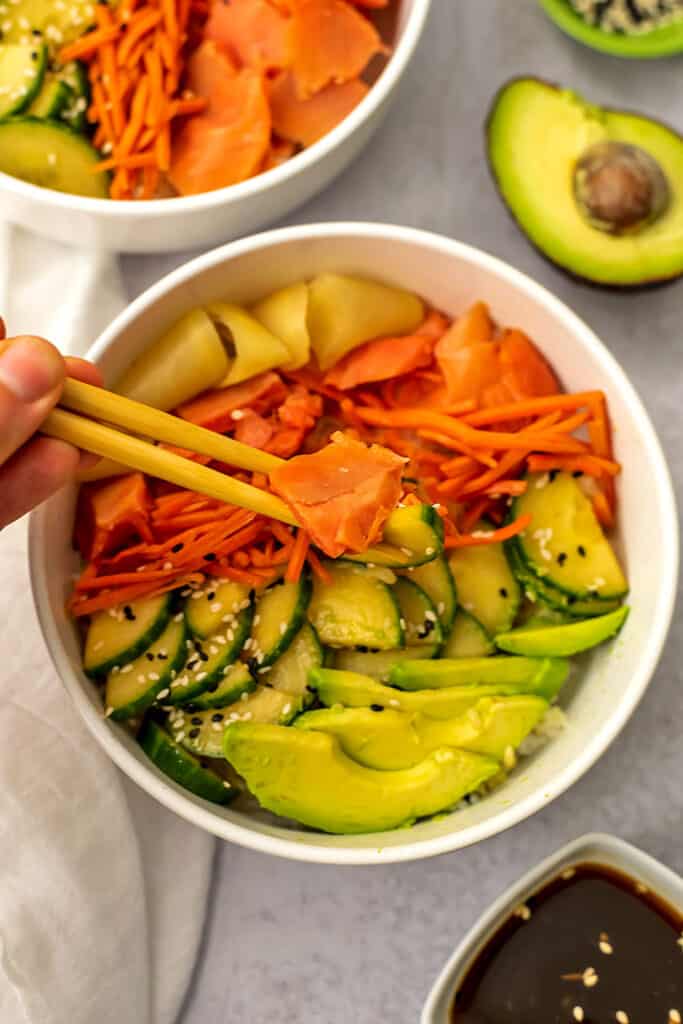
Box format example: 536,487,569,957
0,0,430,253
29,223,677,864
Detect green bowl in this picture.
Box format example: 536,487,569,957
538,0,683,57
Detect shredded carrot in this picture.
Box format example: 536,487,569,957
526,454,621,478
307,548,333,584
285,530,310,583
592,489,615,528
444,514,532,549
94,151,157,172
58,26,122,63
461,392,606,428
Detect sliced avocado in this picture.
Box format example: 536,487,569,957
389,655,558,691
308,666,567,719
495,605,629,657
223,724,498,834
294,696,549,770
486,77,683,286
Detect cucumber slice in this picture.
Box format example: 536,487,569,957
334,645,438,682
105,615,187,721
83,594,172,676
309,668,565,720
344,504,444,569
513,473,628,600
27,75,72,118
401,555,456,633
168,686,302,758
389,655,557,691
58,61,89,131
442,610,494,658
506,537,621,618
309,564,403,650
167,606,253,706
2,1,98,50
448,531,521,636
0,43,47,118
139,719,235,805
495,606,629,657
250,578,311,669
188,662,255,711
264,622,322,702
185,580,252,640
0,118,109,197
393,578,443,648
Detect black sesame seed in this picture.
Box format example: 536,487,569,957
198,651,209,662
499,587,508,598
557,552,568,566
207,591,216,601
157,653,168,660
191,716,202,725
578,545,587,558
146,652,155,661
417,619,435,639
31,51,38,60
211,712,224,722
356,645,369,653
370,704,384,712
573,470,584,478
188,728,200,739
549,469,558,482
123,605,136,621
204,552,217,562
207,683,218,692
171,543,184,553
186,659,199,671
567,595,577,605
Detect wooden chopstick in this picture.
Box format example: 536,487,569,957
42,398,297,525
59,378,284,473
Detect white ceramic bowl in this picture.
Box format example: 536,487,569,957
0,2,430,253
29,224,678,865
421,832,683,1023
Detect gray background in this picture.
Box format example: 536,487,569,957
122,3,682,1021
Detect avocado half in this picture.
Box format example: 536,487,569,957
486,77,683,287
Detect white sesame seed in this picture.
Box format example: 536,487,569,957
437,602,445,615
282,703,292,715
104,707,114,718
211,722,223,732
240,691,249,701
279,622,287,635
196,672,207,682
175,730,185,742
231,409,245,420
174,612,184,622
615,1012,629,1024
209,645,218,655
599,940,613,955
425,546,435,556
157,688,170,699
582,967,598,988
137,674,146,683
253,615,261,626
514,904,531,921
210,602,222,613
561,868,576,880
388,699,400,708
148,672,160,681
119,664,132,675
92,641,104,652
573,1009,584,1023
191,591,203,600
669,1011,681,1024
163,561,173,570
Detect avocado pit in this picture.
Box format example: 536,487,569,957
573,140,670,235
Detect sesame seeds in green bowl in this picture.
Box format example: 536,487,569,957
538,0,683,57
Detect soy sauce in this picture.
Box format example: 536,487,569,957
451,863,683,1023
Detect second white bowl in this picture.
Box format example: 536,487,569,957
29,223,678,864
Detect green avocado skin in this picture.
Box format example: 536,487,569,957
294,696,548,771
223,724,498,835
486,77,683,288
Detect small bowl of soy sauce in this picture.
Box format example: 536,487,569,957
422,833,683,1024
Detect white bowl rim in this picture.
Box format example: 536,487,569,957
0,0,431,218
29,222,679,865
420,831,683,1023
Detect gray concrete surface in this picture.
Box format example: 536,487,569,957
122,3,682,1021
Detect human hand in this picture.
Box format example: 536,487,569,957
0,319,103,529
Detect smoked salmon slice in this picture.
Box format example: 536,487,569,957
269,432,404,557
169,42,271,195
205,0,290,72
176,371,287,433
435,303,559,410
75,473,153,560
325,331,434,390
268,70,368,146
288,0,386,98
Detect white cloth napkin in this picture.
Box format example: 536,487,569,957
0,223,214,1024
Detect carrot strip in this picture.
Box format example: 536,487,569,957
592,490,615,528
461,498,494,533
58,26,121,64
417,428,497,468
444,514,532,549
461,392,605,428
526,454,621,478
285,530,310,583
307,548,333,584
93,151,157,172
118,8,162,66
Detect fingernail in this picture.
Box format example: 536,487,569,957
0,337,64,402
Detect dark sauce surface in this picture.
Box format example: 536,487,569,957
452,862,683,1023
